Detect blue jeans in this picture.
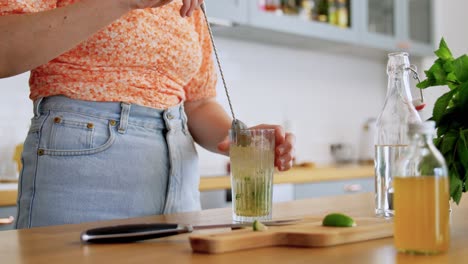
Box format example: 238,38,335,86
15,96,201,228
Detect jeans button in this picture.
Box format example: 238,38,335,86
167,113,174,120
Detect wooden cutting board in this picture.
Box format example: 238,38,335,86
189,217,393,254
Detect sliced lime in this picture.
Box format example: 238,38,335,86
322,213,356,227
252,220,268,231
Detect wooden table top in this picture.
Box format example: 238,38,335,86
1,192,466,264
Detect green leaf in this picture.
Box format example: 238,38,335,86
448,83,458,90
453,183,462,204
447,72,458,83
430,61,447,85
435,38,454,60
416,79,432,89
444,150,454,168
465,173,468,192
457,82,468,113
443,60,455,73
460,129,468,148
454,160,465,181
437,124,448,138
424,69,434,79
432,89,456,123
458,130,468,176
446,72,459,89
457,138,468,170
453,55,468,83
438,105,461,126
449,169,463,204
441,130,458,154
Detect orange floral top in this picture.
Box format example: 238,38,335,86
0,0,217,109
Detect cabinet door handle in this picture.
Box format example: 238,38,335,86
343,184,362,193
0,216,14,225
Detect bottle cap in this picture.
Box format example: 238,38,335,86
388,51,409,58
408,121,435,135
387,52,410,74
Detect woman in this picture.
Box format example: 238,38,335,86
0,0,295,228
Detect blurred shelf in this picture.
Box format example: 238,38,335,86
199,164,374,191
0,189,16,207
0,179,18,183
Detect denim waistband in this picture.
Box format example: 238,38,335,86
33,96,187,132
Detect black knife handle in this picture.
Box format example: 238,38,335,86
80,223,189,244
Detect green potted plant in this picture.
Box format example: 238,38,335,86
417,38,468,204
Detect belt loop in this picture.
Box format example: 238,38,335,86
179,103,189,135
33,97,44,118
118,102,131,134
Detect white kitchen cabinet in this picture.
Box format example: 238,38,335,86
200,184,295,210
247,0,360,45
294,178,374,199
405,0,434,56
200,190,228,209
359,0,435,56
359,0,400,52
200,179,373,209
205,0,435,57
0,206,16,231
203,0,249,24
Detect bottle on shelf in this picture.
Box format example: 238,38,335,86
299,0,316,20
259,0,281,12
327,0,337,25
316,0,328,22
336,0,349,28
281,0,301,15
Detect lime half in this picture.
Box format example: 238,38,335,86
252,220,268,231
322,213,356,227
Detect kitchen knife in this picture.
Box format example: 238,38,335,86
80,219,301,244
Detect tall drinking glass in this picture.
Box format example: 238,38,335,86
229,128,275,223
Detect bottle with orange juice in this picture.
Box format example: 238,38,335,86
394,121,450,254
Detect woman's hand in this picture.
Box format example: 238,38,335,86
127,0,204,17
217,125,296,171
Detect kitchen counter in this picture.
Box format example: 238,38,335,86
200,164,373,191
0,183,17,207
0,164,374,207
1,192,467,263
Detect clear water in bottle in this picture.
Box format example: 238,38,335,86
374,144,407,218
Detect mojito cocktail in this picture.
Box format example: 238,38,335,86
229,129,275,222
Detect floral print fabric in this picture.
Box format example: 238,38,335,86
0,0,217,109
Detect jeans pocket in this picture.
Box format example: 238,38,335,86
39,111,117,156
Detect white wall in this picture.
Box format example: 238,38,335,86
0,73,30,178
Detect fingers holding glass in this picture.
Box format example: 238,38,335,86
275,132,296,171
